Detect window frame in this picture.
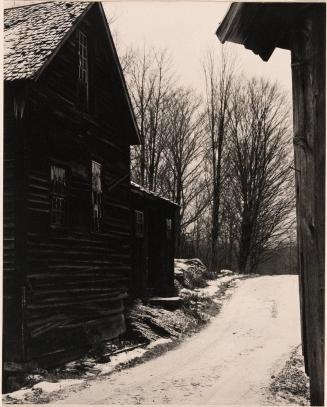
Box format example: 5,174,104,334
91,160,103,233
166,218,173,240
135,210,145,238
49,163,69,228
77,29,89,109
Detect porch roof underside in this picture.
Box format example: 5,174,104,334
216,3,313,61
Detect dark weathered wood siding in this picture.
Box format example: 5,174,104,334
131,186,178,298
291,5,325,405
3,84,26,366
4,4,136,367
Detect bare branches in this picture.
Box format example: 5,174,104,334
122,41,294,271
225,78,294,272
202,45,235,268
125,47,174,190
158,86,207,252
125,47,207,254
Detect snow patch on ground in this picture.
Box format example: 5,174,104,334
3,341,173,403
94,347,148,375
5,388,30,401
268,345,310,405
4,379,83,403
33,379,81,392
174,260,190,272
147,338,173,349
181,274,241,299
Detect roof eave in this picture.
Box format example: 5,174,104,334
97,2,141,145
216,3,309,62
131,182,180,208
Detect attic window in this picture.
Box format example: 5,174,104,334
91,161,102,232
78,30,88,85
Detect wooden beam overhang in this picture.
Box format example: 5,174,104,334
216,2,312,61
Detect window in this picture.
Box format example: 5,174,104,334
78,30,88,107
50,165,67,226
78,31,88,84
91,161,102,232
166,218,172,240
135,210,144,238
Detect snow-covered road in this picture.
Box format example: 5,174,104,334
58,275,301,405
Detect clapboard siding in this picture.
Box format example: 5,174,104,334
23,147,131,359
3,159,15,274
3,83,26,366
3,155,19,362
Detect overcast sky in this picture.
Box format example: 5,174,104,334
104,1,292,98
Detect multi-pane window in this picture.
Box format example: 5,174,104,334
50,165,67,226
91,161,102,232
78,31,88,84
166,218,172,240
78,30,88,107
135,210,144,238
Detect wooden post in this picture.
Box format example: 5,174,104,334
291,5,325,405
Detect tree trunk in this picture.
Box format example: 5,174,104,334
238,216,252,273
211,182,219,269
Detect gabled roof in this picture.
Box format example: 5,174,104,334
4,1,91,81
4,1,141,144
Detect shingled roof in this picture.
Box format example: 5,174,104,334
4,1,91,81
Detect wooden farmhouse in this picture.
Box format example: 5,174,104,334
3,0,178,383
216,3,325,405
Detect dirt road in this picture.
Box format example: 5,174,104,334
58,275,301,405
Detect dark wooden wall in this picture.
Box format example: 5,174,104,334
130,186,177,299
3,83,27,368
291,5,325,405
3,5,137,368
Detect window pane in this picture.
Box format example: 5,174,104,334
92,161,102,192
92,161,102,232
50,165,66,226
166,218,172,239
78,30,88,85
135,210,144,237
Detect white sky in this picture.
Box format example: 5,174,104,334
104,1,292,98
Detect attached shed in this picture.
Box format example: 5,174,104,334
216,3,325,405
130,182,179,299
3,0,140,380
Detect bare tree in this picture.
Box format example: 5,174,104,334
125,46,210,255
159,87,208,253
203,46,235,269
125,47,174,191
226,78,294,273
